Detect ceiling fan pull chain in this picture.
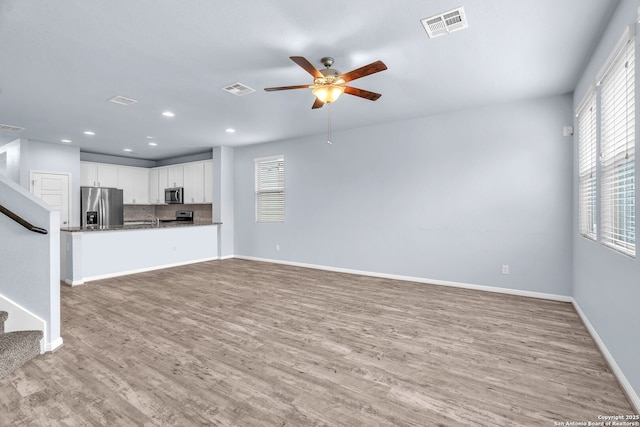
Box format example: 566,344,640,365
327,103,333,144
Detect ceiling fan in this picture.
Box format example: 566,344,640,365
264,56,387,109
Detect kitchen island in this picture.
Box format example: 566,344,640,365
60,221,221,285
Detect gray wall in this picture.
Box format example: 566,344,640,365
81,152,156,168
572,0,640,404
0,173,60,348
1,139,81,226
154,151,213,167
234,94,574,295
23,140,81,226
213,146,234,257
0,139,24,183
81,150,212,167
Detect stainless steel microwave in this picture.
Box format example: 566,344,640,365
164,187,183,204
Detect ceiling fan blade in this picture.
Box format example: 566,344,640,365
311,98,325,109
290,56,323,78
264,84,312,91
340,60,387,83
343,86,382,101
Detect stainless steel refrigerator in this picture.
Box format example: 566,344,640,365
80,187,124,227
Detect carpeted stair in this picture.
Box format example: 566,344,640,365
0,311,43,379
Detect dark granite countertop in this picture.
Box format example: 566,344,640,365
60,221,221,233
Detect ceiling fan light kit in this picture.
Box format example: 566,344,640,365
312,85,345,103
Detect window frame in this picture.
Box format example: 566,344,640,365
597,27,636,257
577,90,598,241
254,155,285,223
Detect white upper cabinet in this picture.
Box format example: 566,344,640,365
81,160,212,205
167,165,184,188
149,167,169,204
158,167,168,190
97,164,119,188
132,168,150,204
119,166,150,204
80,162,97,187
118,166,134,200
183,161,213,204
203,160,213,203
80,162,118,187
149,168,160,204
183,162,202,204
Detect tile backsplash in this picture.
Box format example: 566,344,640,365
124,204,213,222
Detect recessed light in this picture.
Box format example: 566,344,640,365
83,131,95,136
124,148,133,152
61,139,72,143
148,142,158,146
162,111,175,118
225,128,236,133
146,136,155,139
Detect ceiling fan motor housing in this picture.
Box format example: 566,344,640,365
320,68,340,77
320,56,335,67
316,68,343,85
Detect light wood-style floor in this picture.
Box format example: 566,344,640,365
0,259,634,426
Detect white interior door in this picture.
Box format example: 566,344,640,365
31,171,70,227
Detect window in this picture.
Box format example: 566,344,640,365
577,91,597,240
578,26,636,257
599,31,635,257
255,155,284,222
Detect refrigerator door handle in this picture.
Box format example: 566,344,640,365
99,191,104,227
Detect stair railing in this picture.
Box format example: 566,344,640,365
0,204,48,234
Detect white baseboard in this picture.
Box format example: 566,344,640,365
0,293,47,353
234,256,572,302
46,337,64,352
82,256,221,283
219,254,235,260
572,300,640,413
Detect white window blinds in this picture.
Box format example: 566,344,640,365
577,91,598,240
599,31,635,257
255,155,284,222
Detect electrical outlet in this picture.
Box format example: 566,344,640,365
502,265,510,275
275,244,280,251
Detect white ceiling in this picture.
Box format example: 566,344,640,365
0,0,619,160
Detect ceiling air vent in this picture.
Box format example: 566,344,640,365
0,123,25,132
421,6,468,39
223,82,255,96
108,95,138,106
